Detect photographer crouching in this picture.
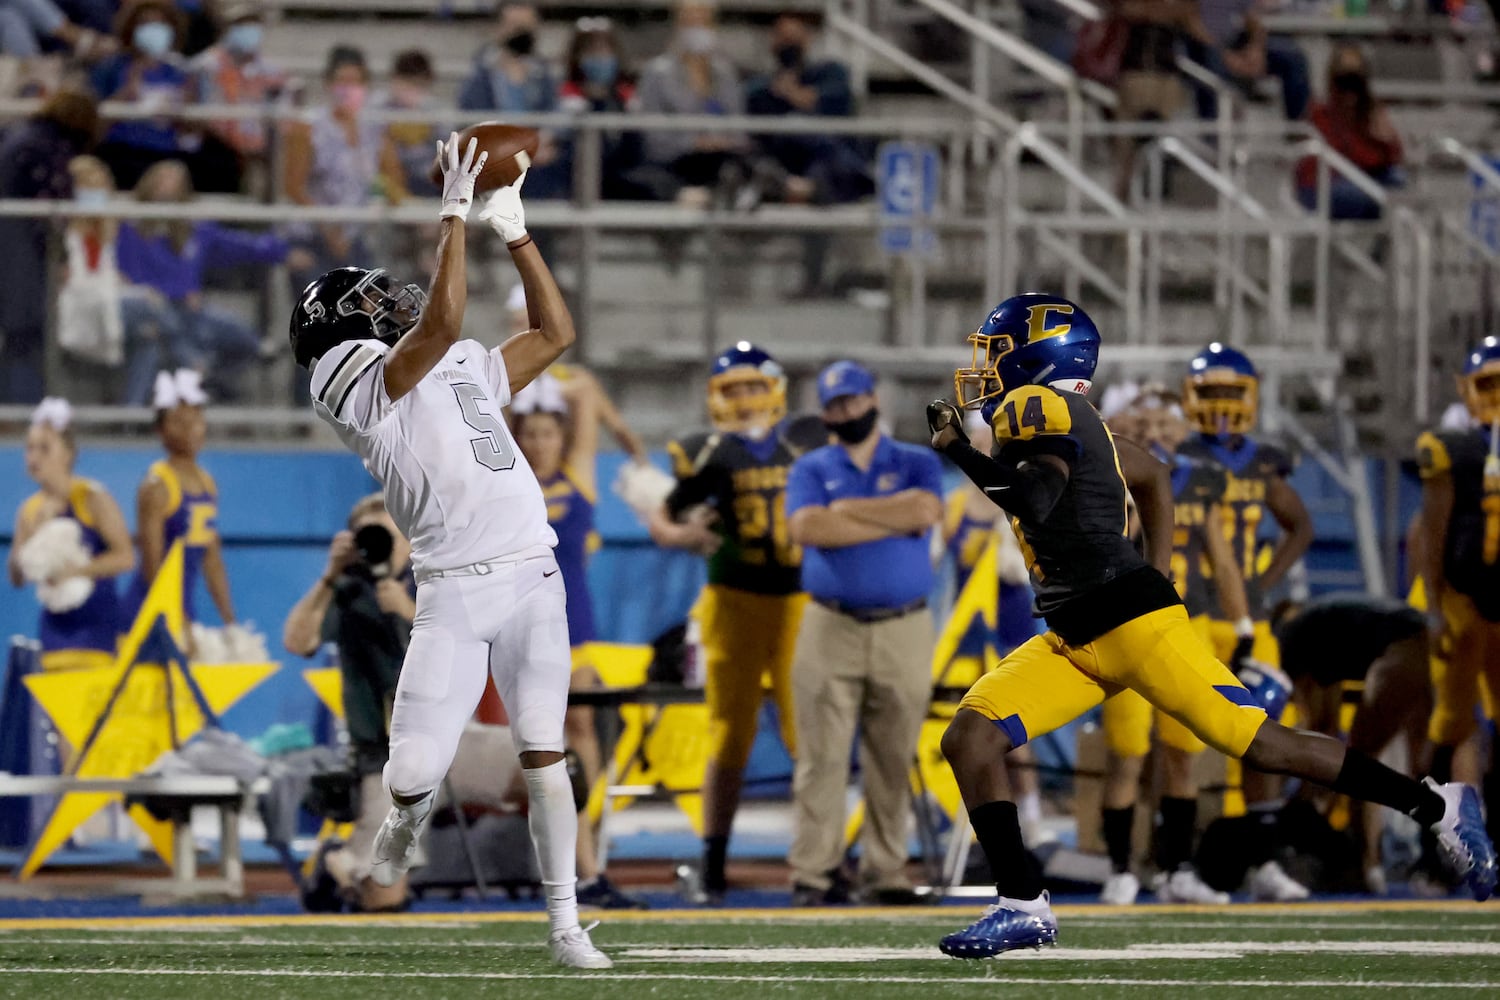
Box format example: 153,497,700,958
283,494,415,911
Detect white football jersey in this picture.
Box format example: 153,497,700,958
311,338,557,575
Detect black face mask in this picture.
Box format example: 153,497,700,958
504,30,536,56
774,43,803,70
1331,71,1368,96
826,408,878,444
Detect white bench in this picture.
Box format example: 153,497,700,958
0,774,263,899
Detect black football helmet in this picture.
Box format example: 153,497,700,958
289,266,428,369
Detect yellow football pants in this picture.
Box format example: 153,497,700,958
694,585,808,768
961,604,1268,759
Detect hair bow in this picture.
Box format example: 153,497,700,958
152,369,209,410
511,372,568,416
30,396,73,431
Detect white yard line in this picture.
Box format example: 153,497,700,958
0,967,1497,988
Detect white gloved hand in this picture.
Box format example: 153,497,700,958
436,132,488,221
478,172,529,244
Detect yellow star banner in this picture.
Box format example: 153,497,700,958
303,666,344,719
931,533,999,688
19,542,277,878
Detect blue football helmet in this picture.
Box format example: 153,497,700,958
1183,343,1259,436
707,342,786,437
1461,335,1500,426
954,293,1101,422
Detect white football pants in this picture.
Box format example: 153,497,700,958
383,552,571,799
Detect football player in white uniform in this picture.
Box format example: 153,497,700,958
289,134,609,969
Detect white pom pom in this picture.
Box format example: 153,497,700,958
19,518,95,612
612,461,676,523
224,623,269,662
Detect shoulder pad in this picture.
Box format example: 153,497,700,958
665,431,718,479
991,385,1074,444
1190,460,1229,501
311,339,387,418
1416,430,1452,478
783,414,831,453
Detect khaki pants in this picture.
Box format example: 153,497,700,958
788,601,934,891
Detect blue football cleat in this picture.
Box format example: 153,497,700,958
939,899,1058,958
1426,777,1498,902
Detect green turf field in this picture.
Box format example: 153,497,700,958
1,902,1498,999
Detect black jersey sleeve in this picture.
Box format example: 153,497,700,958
941,436,1070,522
663,431,725,517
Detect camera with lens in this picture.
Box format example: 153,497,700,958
337,523,395,602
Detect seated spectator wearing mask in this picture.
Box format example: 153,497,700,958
745,13,871,207
57,155,126,384
0,88,98,404
1294,45,1403,222
283,494,417,913
559,17,654,201
458,1,568,199
188,0,286,194
90,0,195,190
636,0,750,205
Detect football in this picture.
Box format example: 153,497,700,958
428,122,540,196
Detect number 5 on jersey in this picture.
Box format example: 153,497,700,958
453,382,516,472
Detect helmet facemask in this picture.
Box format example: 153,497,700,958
1183,370,1258,436
337,268,427,346
954,331,1014,414
1461,364,1500,428
708,366,787,439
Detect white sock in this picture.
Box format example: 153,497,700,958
523,760,579,935
998,890,1051,915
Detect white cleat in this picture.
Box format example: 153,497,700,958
550,924,613,969
1154,867,1230,904
1247,860,1311,902
1100,870,1140,906
369,793,433,888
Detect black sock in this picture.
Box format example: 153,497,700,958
1334,749,1445,827
1155,796,1197,873
1430,744,1456,785
703,835,729,890
1101,806,1135,874
971,800,1044,900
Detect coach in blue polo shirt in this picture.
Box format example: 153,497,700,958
784,359,944,906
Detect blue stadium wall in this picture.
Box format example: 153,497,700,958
0,444,1420,746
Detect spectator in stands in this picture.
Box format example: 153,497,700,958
116,159,313,404
0,87,98,404
459,1,568,198
784,361,943,906
379,49,441,198
280,43,406,360
636,0,750,206
283,493,416,913
56,155,126,382
56,0,114,35
1111,0,1204,200
559,16,655,201
1294,45,1403,221
1185,0,1309,122
745,12,872,293
91,0,195,189
188,0,286,195
0,0,113,61
745,13,869,206
9,397,131,673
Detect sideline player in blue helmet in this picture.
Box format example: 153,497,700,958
647,342,827,905
925,292,1494,958
1416,335,1500,841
